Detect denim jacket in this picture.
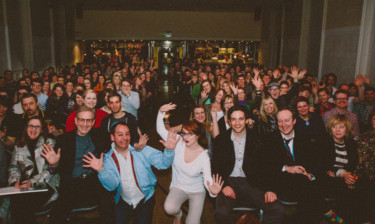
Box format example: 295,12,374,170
98,143,174,204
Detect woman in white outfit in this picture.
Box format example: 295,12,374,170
157,103,223,224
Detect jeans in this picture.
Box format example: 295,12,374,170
116,195,155,224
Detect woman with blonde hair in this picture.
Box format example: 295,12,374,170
256,96,279,136
112,72,122,91
65,89,109,132
319,114,359,223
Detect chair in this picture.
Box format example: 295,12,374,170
232,201,263,221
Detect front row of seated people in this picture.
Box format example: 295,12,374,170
7,103,375,224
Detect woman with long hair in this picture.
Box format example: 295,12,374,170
65,89,109,132
158,104,223,224
45,83,69,132
217,95,235,134
94,74,106,94
9,116,60,224
198,80,215,105
112,72,122,91
257,96,279,136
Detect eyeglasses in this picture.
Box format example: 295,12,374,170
180,132,195,137
27,125,41,130
77,118,94,124
224,101,234,105
335,97,348,101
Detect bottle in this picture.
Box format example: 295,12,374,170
348,171,358,190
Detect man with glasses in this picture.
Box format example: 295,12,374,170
323,90,360,137
50,106,114,224
30,78,48,110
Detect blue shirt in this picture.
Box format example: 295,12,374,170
118,91,140,119
36,93,48,111
72,134,96,178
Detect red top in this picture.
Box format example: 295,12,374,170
65,109,109,132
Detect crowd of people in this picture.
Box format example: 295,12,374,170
0,56,374,224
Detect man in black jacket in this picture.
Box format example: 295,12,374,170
260,108,325,223
50,106,114,224
212,106,285,224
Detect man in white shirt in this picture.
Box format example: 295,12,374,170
83,122,178,224
212,106,285,224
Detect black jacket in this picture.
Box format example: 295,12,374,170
212,128,262,188
55,128,107,186
259,130,320,191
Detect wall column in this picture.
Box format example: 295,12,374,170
355,0,375,77
19,0,33,69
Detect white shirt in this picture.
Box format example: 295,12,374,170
230,131,246,177
281,131,295,159
13,102,23,114
156,111,215,197
114,149,145,208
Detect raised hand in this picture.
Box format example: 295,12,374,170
134,134,149,151
354,74,364,87
207,174,224,195
298,69,307,80
251,76,262,90
159,131,180,150
82,152,104,171
311,81,318,95
364,75,370,85
40,144,60,166
159,103,177,113
289,66,299,79
229,84,238,94
252,67,260,78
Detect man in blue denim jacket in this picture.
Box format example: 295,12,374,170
83,122,178,224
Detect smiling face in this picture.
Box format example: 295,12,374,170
27,119,42,140
296,101,309,117
334,93,348,110
215,90,224,103
280,84,289,95
54,86,64,98
75,111,95,136
224,98,234,112
84,79,91,89
83,92,97,108
108,96,122,113
277,110,296,136
263,99,275,115
318,91,329,103
111,124,131,151
193,107,206,124
229,110,246,134
331,122,347,141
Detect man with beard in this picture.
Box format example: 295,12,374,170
101,91,139,148
6,93,46,146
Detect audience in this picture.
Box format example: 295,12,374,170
0,56,373,224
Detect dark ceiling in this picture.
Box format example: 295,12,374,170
70,0,283,12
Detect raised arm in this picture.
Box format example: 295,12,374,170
157,103,177,141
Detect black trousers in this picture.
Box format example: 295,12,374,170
214,177,285,224
276,173,325,224
50,174,115,224
10,189,52,224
